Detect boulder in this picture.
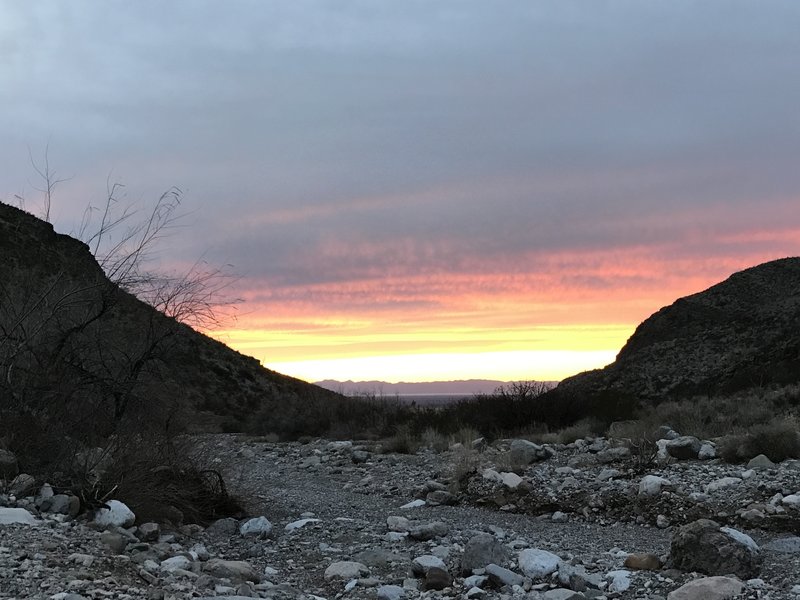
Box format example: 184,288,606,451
386,515,411,532
510,439,551,465
93,500,135,529
670,519,761,578
667,576,743,600
518,548,562,579
137,522,161,542
461,533,510,574
666,436,702,460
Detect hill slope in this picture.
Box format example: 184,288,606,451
0,201,341,437
556,257,800,403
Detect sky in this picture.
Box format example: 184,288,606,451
2,1,800,384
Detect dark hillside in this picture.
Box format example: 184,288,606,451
0,201,342,442
554,257,800,406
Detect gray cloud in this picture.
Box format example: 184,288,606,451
2,0,800,303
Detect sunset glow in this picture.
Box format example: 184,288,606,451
4,3,800,385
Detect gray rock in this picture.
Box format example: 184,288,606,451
323,560,369,580
48,494,72,514
137,522,161,542
425,490,457,506
666,575,743,600
544,590,585,600
387,515,411,532
352,450,370,464
558,562,602,590
203,558,262,582
666,436,702,460
100,531,127,554
698,443,717,460
0,449,18,479
411,554,446,576
510,439,551,465
377,585,406,600
762,536,800,553
485,563,524,587
408,520,448,540
461,533,510,574
206,517,239,536
595,446,631,463
423,566,452,590
747,454,776,470
670,519,761,578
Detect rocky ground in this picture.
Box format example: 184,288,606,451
2,431,800,600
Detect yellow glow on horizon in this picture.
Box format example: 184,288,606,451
264,349,618,383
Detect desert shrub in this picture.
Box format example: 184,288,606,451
95,433,245,524
421,428,449,453
719,418,800,463
380,423,420,454
448,446,478,493
611,419,660,471
557,418,605,444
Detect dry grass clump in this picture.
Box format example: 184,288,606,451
719,417,800,463
380,423,420,455
448,445,479,494
421,428,450,453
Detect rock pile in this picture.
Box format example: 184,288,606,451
2,431,800,599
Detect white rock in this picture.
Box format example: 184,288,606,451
240,516,273,538
705,477,742,494
284,518,320,532
639,475,671,497
782,494,800,508
501,472,523,489
387,515,411,532
720,527,760,552
0,507,38,526
400,499,426,509
518,548,562,579
377,584,406,600
161,555,192,572
698,443,716,460
607,569,631,593
93,500,135,528
482,468,503,483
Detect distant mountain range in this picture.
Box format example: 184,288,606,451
314,379,549,396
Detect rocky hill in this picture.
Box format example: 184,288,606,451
556,257,800,403
0,201,341,437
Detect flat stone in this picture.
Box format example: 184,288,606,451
323,560,369,580
377,585,405,600
411,554,446,576
485,563,524,587
667,575,743,600
763,536,800,553
0,507,38,526
203,558,261,582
